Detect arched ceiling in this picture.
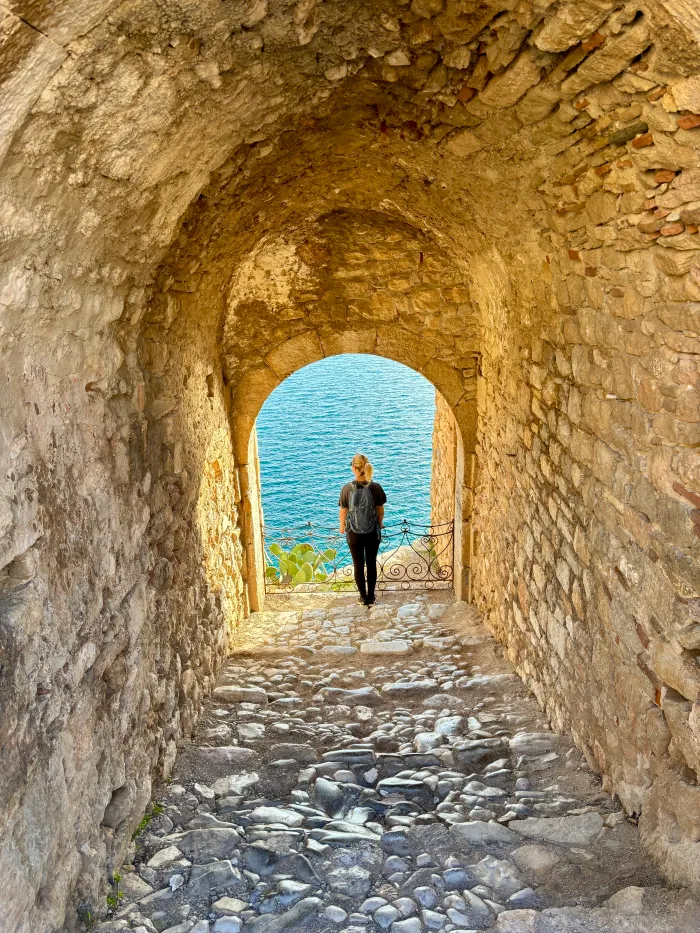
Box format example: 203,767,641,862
3,0,698,300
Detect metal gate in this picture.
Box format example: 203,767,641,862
263,519,454,594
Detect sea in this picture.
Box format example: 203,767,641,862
256,354,436,531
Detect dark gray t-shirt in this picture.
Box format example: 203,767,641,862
338,480,387,509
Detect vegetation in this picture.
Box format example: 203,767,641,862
132,801,164,840
77,904,96,929
265,542,337,585
106,873,121,911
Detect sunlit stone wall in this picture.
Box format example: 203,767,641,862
1,1,699,928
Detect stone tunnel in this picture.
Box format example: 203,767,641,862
0,0,699,930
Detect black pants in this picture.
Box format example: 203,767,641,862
347,530,380,601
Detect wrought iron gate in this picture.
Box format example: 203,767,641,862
263,519,454,594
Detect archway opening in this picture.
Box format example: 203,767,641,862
235,350,470,610
256,353,449,601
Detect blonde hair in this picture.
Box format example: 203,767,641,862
352,453,373,481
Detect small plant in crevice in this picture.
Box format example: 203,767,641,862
77,904,96,929
265,542,337,585
106,873,121,911
132,801,164,840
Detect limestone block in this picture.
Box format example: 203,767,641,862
561,19,652,98
241,897,323,932
657,170,700,209
213,686,268,704
653,247,700,275
663,692,700,775
512,812,604,844
321,329,377,358
264,331,323,379
511,844,562,880
4,1,120,45
632,133,700,172
102,785,136,830
188,861,246,900
664,75,700,113
536,0,618,53
650,639,700,701
479,51,544,109
147,845,184,870
495,911,538,932
422,357,465,408
0,11,66,164
445,129,484,156
210,773,260,797
677,623,700,650
586,189,617,225
360,639,413,655
516,83,562,124
248,805,304,826
178,828,241,861
376,328,438,371
233,366,280,424
451,820,520,847
444,47,471,69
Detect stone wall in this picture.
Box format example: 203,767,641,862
1,0,700,928
430,391,458,530
470,160,700,882
463,27,700,889
430,391,466,589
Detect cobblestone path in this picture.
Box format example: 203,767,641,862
99,596,699,933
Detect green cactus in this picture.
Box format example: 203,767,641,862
266,542,337,586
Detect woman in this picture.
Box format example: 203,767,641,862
338,453,386,606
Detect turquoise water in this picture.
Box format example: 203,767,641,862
256,354,436,531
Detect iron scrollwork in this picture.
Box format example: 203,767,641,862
263,519,454,594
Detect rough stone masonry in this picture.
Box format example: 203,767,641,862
0,0,699,930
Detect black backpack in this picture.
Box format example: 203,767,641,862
346,482,377,534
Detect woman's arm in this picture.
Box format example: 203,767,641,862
339,507,348,533
376,505,384,527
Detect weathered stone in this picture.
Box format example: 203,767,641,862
320,687,385,706
177,828,241,861
211,773,260,797
650,640,700,701
536,0,619,53
241,897,323,932
198,747,261,775
511,845,562,880
188,861,247,899
604,885,645,914
445,130,484,157
213,687,268,705
360,640,413,655
213,895,248,915
249,806,304,827
265,744,319,764
561,19,652,98
451,820,520,847
381,679,439,697
480,51,544,109
512,813,604,845
147,846,184,871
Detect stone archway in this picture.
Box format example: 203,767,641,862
2,1,700,925
230,328,477,611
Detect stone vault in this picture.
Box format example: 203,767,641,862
0,0,699,929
